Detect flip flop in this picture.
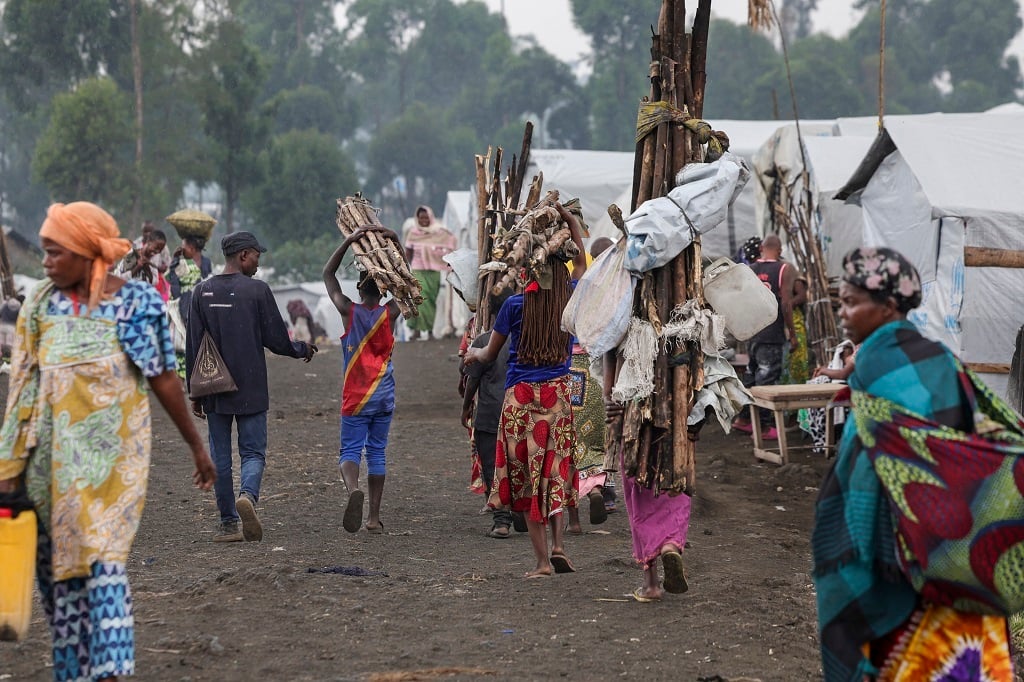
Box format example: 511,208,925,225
661,550,689,594
549,553,576,574
487,525,510,539
343,490,364,533
631,587,661,603
511,512,528,533
588,489,608,525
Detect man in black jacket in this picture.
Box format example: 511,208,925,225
186,232,316,542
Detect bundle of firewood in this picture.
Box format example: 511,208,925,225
483,190,580,295
335,193,424,319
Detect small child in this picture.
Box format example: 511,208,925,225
323,226,402,534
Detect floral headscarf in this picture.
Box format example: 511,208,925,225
841,246,922,313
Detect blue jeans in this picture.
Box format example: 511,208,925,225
207,411,268,523
748,342,784,425
339,412,393,476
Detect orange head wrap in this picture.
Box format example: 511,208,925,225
38,202,133,310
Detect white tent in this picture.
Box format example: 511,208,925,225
836,111,1024,394
577,118,831,256
751,123,873,275
441,190,474,249
271,280,357,343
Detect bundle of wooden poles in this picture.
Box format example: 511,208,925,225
334,193,424,319
473,123,536,334
767,176,840,368
483,190,580,296
606,0,716,497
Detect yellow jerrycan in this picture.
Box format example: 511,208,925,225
0,505,36,642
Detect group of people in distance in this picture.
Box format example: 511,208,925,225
2,199,1021,682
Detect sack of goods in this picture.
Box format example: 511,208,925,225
165,208,216,240
561,238,634,358
623,152,750,273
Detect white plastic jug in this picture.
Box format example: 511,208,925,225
702,257,779,341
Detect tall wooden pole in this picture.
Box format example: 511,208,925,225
611,0,713,496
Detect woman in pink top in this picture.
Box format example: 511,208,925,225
404,205,455,340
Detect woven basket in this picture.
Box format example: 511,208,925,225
165,209,216,240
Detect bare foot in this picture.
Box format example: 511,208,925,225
632,585,664,602
566,508,582,534
525,566,553,578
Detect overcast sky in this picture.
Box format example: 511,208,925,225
476,0,1024,81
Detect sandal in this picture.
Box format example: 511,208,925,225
549,552,576,574
487,525,510,539
661,549,688,594
631,587,661,603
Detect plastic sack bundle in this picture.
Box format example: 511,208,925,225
561,238,635,358
442,248,479,304
623,152,750,273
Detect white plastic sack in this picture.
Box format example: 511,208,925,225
561,239,635,358
442,248,479,304
624,151,750,273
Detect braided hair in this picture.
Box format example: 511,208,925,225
517,257,571,366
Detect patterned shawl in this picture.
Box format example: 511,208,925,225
811,320,972,681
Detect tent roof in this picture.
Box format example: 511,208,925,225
837,112,1024,216
802,135,874,192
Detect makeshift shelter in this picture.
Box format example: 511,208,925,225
271,281,350,343
752,122,870,273
836,112,1024,394
441,190,474,249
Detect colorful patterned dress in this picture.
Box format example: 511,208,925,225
568,350,607,496
167,257,204,379
0,279,175,682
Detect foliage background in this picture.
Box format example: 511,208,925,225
0,0,1020,281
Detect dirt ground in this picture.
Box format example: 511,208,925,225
2,337,835,681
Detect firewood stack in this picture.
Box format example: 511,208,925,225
334,193,424,319
474,123,535,335
484,190,580,296
607,0,716,497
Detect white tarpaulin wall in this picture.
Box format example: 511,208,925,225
272,281,348,343
752,124,872,275
837,111,1024,395
441,190,474,249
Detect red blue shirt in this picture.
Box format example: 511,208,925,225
341,303,396,416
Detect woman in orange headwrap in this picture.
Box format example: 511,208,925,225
0,202,215,682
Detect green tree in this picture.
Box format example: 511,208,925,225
32,78,134,211
703,19,781,119
922,0,1022,109
242,129,358,248
192,14,269,232
343,0,431,126
571,0,661,150
366,102,479,220
265,231,350,284
741,34,868,118
267,84,352,137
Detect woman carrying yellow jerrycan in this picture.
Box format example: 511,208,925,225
0,201,215,681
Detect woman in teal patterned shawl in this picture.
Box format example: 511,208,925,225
811,247,1012,681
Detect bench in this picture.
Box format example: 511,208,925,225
748,383,843,465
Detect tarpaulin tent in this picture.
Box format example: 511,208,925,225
836,111,1024,394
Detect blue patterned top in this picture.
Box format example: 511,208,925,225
46,280,175,378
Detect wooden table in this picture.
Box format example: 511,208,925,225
748,383,843,465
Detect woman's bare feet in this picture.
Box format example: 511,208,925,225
565,507,583,535
525,565,553,578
